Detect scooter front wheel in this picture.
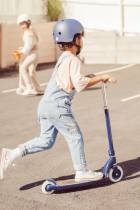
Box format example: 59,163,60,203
108,165,124,183
41,179,56,194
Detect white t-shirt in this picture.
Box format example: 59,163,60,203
20,28,38,56
55,51,90,93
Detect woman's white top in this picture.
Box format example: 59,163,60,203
20,28,39,56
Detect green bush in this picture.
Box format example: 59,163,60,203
42,0,62,21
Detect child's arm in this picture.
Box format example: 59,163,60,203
85,74,116,89
69,57,116,92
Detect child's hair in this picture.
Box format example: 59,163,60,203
57,33,82,51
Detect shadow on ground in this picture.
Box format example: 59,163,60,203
19,157,140,193
0,63,55,78
84,86,101,91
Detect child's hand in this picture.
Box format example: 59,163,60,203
108,77,117,83
101,75,117,83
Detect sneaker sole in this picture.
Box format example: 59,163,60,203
75,174,103,183
23,93,38,96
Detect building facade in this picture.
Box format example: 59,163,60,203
0,0,140,34
1,0,140,67
0,0,43,22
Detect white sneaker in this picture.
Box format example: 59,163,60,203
0,148,12,179
22,89,38,96
16,88,25,95
35,89,44,95
75,170,103,183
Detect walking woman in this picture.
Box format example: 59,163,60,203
15,14,42,96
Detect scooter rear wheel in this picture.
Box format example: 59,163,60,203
108,165,123,183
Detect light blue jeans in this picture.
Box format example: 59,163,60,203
20,97,87,171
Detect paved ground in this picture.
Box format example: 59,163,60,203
0,64,140,210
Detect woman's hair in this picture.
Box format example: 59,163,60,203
25,20,31,28
57,33,82,51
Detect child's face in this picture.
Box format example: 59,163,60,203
80,37,84,48
20,22,28,30
75,36,84,55
76,36,83,49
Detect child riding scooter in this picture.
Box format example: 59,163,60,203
0,19,116,182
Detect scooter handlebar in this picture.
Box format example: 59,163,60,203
102,82,108,107
102,77,116,107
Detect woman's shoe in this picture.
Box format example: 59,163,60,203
22,89,38,96
16,87,25,95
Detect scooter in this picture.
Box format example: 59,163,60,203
41,83,124,194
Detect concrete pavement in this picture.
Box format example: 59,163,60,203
0,64,140,210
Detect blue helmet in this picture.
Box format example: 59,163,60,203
53,19,84,43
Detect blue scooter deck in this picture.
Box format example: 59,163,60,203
49,178,100,192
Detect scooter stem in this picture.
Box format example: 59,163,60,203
102,82,115,156
102,83,108,108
